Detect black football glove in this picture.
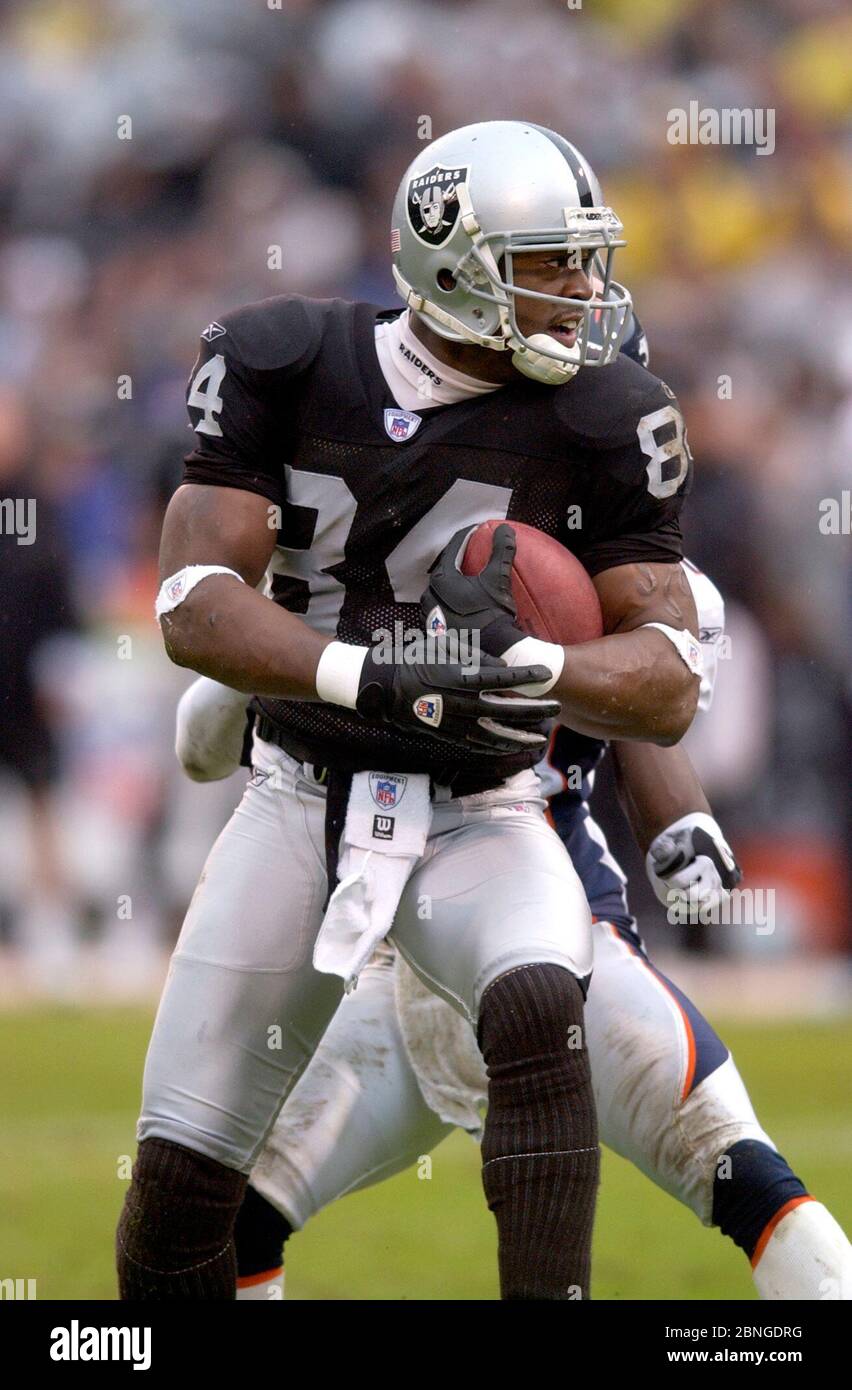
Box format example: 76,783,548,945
355,637,558,755
421,524,565,697
421,524,525,659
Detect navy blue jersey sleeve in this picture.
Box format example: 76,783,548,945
182,296,323,506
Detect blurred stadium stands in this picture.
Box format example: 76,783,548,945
0,0,849,1001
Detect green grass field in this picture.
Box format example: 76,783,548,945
1,1007,849,1300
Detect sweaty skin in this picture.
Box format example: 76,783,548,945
551,561,699,745
160,252,698,744
611,739,714,854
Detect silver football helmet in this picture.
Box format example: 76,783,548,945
391,121,632,385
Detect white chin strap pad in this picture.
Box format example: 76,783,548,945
510,333,580,385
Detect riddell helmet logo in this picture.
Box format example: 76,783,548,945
407,165,468,247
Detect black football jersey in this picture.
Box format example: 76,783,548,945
181,296,692,781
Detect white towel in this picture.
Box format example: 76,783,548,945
313,771,432,991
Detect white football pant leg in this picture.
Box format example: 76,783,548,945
392,780,593,1023
586,923,773,1223
137,740,343,1172
251,948,453,1228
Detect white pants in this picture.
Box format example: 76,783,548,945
137,737,592,1172
251,921,774,1229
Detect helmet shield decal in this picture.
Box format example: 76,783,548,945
407,165,468,247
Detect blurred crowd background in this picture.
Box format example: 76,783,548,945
0,0,849,1003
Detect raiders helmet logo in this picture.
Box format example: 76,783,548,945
407,165,468,247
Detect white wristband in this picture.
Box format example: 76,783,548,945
641,623,703,678
501,635,565,695
156,565,245,620
315,640,369,710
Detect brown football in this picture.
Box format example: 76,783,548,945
461,519,603,645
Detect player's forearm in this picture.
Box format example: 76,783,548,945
611,739,712,854
552,628,699,745
161,578,332,698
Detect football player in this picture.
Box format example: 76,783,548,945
117,121,703,1300
176,561,851,1302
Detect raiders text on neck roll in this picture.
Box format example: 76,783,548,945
50,1321,152,1371
397,340,442,385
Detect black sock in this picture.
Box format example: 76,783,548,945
712,1139,809,1260
116,1138,247,1300
478,963,599,1300
234,1183,294,1278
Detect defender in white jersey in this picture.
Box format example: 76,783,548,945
176,557,852,1301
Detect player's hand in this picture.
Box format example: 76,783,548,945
646,812,742,918
355,638,559,754
421,525,564,696
421,524,524,655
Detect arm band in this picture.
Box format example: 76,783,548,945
500,635,565,695
641,623,704,678
155,565,245,620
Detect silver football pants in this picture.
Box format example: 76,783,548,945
137,736,592,1172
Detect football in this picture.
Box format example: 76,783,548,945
460,519,604,645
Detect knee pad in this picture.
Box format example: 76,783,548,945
478,962,588,1069
234,1183,294,1278
712,1138,809,1260
478,963,596,1153
117,1138,247,1298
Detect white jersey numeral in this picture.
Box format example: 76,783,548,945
188,354,226,438
271,474,513,631
270,467,356,629
637,404,691,499
385,479,513,602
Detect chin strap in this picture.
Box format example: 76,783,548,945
510,335,580,385
394,266,579,386
393,243,582,386
391,265,502,350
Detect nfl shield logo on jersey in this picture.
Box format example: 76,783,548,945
413,694,443,727
369,772,408,809
384,408,422,442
